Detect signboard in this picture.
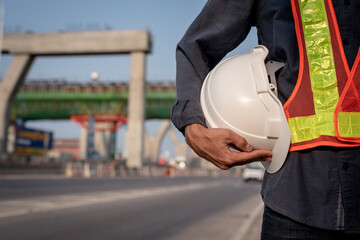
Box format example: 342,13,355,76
86,115,96,158
15,127,53,156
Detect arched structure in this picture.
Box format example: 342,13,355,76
143,120,192,165
144,120,172,164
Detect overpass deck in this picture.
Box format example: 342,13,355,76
11,81,177,121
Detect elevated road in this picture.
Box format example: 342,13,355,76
11,81,177,121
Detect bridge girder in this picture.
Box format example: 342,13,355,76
11,83,176,120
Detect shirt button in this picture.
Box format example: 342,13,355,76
344,0,350,5
343,162,349,171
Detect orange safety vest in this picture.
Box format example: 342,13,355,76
284,0,360,151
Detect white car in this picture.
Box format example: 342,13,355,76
242,162,265,182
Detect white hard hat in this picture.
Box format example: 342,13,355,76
200,45,291,173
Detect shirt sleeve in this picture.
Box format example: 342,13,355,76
171,0,258,135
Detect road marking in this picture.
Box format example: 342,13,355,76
0,180,227,219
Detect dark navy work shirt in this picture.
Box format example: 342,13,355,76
171,0,360,233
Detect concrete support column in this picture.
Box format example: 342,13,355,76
144,133,154,164
79,127,88,160
168,129,190,160
79,122,116,160
6,124,16,154
124,51,146,168
94,122,116,160
144,120,171,164
0,54,34,157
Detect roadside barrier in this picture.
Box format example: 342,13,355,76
64,161,235,178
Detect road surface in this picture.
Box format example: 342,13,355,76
0,176,263,240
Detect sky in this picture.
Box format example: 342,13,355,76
0,0,258,157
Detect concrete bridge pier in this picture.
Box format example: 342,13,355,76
79,122,116,160
144,120,171,165
167,128,191,161
124,51,146,169
0,54,34,159
95,122,116,159
79,128,88,160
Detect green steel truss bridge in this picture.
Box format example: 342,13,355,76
11,80,177,121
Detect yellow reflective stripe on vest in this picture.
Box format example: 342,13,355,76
289,0,339,144
288,113,335,143
338,112,360,137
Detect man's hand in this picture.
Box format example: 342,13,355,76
185,124,272,170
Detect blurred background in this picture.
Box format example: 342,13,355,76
0,1,263,240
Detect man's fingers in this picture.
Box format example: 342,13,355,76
238,149,272,163
228,131,253,152
210,160,231,170
229,149,272,165
211,147,272,168
184,124,273,170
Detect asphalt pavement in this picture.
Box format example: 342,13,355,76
0,176,263,240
